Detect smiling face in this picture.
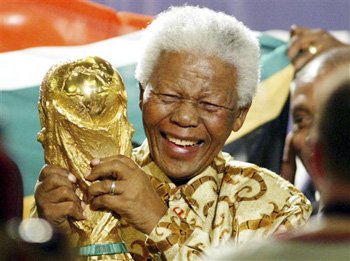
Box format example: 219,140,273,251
139,52,249,185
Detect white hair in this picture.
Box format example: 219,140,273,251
135,5,260,108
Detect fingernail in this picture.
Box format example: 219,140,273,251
68,173,77,183
85,170,91,178
75,188,82,197
91,158,100,165
81,201,87,210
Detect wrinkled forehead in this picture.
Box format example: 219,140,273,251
292,78,315,100
153,51,238,90
294,63,322,87
292,60,323,101
314,62,350,109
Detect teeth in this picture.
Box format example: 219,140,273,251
167,135,198,146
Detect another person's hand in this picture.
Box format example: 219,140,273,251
281,132,297,184
287,25,346,71
85,155,168,235
34,165,86,235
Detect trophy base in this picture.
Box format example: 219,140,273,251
77,242,133,261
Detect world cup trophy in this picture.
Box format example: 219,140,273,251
38,56,134,260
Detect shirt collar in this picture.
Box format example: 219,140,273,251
133,140,227,221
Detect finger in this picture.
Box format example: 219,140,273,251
44,186,83,206
36,173,76,193
48,201,86,221
288,34,311,62
39,164,77,183
76,178,88,194
290,25,310,37
86,180,123,203
89,194,120,212
86,157,136,181
294,29,324,49
281,132,297,183
287,29,323,62
282,132,296,161
90,158,101,166
91,155,138,169
281,161,297,184
287,35,300,61
293,50,315,72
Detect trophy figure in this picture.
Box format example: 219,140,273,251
38,56,134,260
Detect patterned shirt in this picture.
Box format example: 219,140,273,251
31,140,312,260
121,141,312,260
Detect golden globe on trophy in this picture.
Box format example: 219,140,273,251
38,56,134,260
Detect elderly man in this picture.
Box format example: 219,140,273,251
34,6,311,260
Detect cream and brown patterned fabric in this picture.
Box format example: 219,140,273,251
123,141,312,260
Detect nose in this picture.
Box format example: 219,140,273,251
170,100,200,127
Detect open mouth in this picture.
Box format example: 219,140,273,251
161,132,204,147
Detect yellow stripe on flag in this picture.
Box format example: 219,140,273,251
226,65,294,144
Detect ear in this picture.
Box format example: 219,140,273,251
138,82,144,111
232,103,251,132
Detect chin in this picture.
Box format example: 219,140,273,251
159,163,204,185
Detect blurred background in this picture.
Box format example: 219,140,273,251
92,0,349,31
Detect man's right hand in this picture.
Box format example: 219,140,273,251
34,164,86,235
281,132,297,184
287,25,346,71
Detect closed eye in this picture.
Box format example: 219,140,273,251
199,101,221,112
158,93,182,103
293,113,313,131
200,100,235,112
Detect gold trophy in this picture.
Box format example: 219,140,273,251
38,56,134,260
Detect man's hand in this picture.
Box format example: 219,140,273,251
34,165,86,235
281,132,297,184
287,25,346,71
85,155,168,235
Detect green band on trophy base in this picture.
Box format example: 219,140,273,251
78,242,129,256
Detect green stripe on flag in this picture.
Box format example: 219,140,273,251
259,35,289,81
117,64,145,144
1,86,43,196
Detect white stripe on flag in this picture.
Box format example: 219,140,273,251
1,30,347,91
0,31,144,90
